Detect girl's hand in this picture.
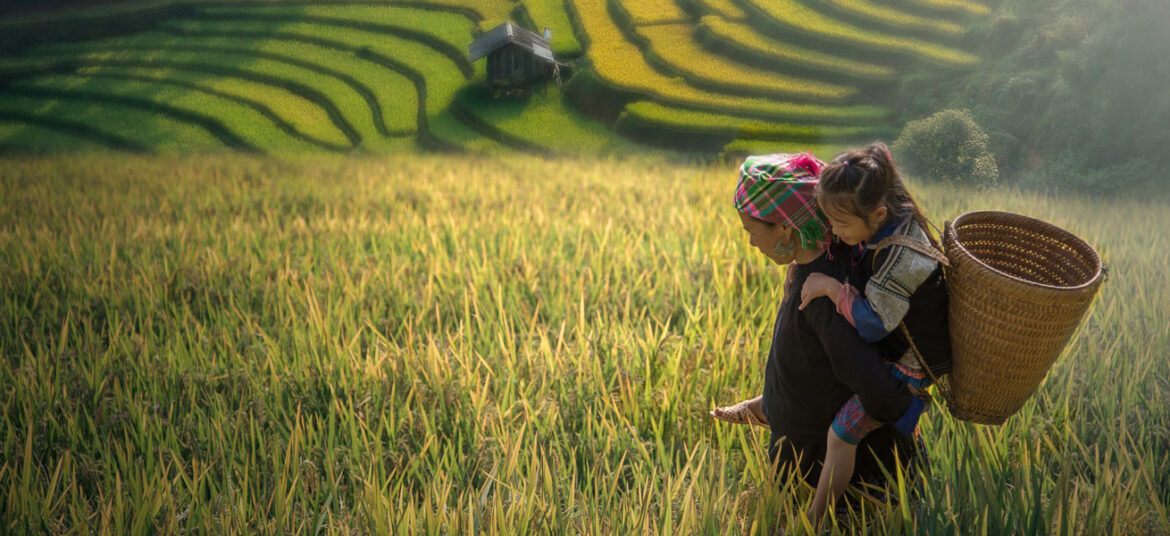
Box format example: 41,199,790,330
799,273,843,311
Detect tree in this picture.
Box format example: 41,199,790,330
893,109,998,188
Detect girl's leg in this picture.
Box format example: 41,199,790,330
808,428,858,525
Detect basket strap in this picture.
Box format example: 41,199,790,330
872,235,950,268
898,322,953,412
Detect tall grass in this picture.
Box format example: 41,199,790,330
1,154,1167,534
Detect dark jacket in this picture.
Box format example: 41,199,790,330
761,246,918,484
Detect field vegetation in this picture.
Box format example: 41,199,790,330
5,0,1156,194
1,154,1167,534
811,0,964,37
0,0,991,157
735,0,979,65
518,0,583,58
612,0,691,26
696,16,896,80
630,24,858,101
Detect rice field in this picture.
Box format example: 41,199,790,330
815,0,965,36
736,0,980,65
1,154,1167,535
631,23,858,100
696,16,896,80
0,0,989,155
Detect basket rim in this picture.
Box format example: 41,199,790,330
945,210,1104,293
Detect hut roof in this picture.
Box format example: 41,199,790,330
468,21,555,63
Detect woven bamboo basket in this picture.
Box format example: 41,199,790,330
940,211,1103,425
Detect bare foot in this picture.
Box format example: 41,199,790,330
710,395,769,428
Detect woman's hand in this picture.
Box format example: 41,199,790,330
799,273,843,311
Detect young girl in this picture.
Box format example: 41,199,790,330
798,142,951,524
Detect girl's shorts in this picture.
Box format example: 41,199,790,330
831,363,931,446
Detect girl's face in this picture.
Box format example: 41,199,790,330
822,202,887,246
738,212,796,265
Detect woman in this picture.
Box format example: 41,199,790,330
716,152,923,502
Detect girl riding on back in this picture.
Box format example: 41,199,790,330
798,142,952,524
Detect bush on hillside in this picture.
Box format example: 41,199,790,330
893,109,998,188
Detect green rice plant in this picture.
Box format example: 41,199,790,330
82,65,351,151
633,23,858,101
0,94,224,152
196,5,478,64
698,16,895,80
158,18,418,139
451,86,623,155
0,118,134,153
520,0,583,58
0,0,511,28
16,36,371,148
569,0,890,123
813,0,966,37
0,154,1166,534
165,12,492,152
736,0,980,65
5,74,325,153
188,4,496,150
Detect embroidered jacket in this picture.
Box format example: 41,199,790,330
836,216,953,375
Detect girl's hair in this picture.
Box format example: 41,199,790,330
817,142,938,247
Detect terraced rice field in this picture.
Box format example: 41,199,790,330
0,0,991,156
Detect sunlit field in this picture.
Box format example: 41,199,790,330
2,154,1167,534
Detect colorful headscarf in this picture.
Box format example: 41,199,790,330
733,152,831,250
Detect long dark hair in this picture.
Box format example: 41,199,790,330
817,142,938,247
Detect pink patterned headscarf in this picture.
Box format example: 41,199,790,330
733,152,831,250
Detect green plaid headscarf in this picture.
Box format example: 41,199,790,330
733,152,831,250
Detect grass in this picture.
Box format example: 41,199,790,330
738,0,981,65
0,154,1166,534
632,23,859,100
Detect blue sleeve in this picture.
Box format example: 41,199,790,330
851,296,894,342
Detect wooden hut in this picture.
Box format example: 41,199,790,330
468,22,557,91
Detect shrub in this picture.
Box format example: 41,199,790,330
893,108,997,187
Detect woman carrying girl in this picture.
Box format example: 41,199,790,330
715,143,950,527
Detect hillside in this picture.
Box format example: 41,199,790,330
0,0,992,158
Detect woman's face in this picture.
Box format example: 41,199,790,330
738,212,796,265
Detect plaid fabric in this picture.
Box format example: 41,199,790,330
733,152,831,250
831,395,884,446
